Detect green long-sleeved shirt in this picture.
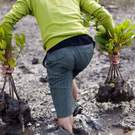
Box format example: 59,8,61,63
1,0,114,51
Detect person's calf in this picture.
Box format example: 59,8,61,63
72,79,80,100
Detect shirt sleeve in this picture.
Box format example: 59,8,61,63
80,0,115,36
0,0,32,46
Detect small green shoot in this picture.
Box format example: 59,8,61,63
0,27,25,68
95,19,135,54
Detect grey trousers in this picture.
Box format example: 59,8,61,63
45,43,94,118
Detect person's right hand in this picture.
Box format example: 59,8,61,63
109,52,120,64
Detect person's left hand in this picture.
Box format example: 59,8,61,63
0,65,14,75
109,52,120,64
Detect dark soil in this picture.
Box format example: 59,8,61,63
96,79,134,103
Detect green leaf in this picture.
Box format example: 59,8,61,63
0,30,26,68
0,50,6,61
0,40,7,50
7,58,16,68
15,33,25,48
19,33,25,49
0,27,5,39
15,34,20,46
95,19,135,54
0,50,5,55
95,35,107,45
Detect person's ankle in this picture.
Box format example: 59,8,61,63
58,117,73,134
58,123,73,134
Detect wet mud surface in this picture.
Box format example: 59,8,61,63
0,0,135,134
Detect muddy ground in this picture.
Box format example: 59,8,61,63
0,0,135,135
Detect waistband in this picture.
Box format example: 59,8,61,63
47,34,95,54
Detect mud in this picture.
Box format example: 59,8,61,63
0,0,135,135
96,79,134,103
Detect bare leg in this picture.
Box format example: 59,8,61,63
57,80,79,134
72,79,80,100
